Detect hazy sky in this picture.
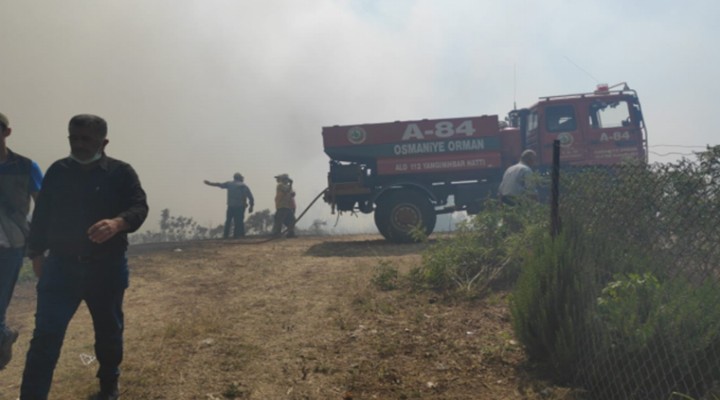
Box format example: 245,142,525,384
2,0,718,233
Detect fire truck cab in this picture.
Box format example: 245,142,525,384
510,82,647,168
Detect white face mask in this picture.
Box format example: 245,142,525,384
69,150,103,165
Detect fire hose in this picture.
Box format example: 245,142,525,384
222,187,329,245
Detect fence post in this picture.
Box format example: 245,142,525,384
551,139,561,238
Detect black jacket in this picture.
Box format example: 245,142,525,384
27,155,148,258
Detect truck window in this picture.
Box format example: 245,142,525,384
526,111,538,132
545,105,576,132
589,100,631,128
522,111,539,148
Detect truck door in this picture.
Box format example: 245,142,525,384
538,103,584,166
584,97,646,164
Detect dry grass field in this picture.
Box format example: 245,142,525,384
1,234,572,400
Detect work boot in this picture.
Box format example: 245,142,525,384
89,380,119,400
0,329,19,370
89,389,119,400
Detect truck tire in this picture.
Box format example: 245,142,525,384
374,190,436,243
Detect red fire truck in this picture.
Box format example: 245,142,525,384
322,83,647,242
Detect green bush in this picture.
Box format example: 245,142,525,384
543,148,720,399
511,215,720,399
510,222,598,383
411,198,546,296
595,272,663,352
589,274,720,399
371,260,399,291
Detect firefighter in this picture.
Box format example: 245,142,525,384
204,173,254,238
272,173,296,238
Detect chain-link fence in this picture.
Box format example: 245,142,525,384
554,148,720,399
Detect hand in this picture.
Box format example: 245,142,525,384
32,256,45,278
88,218,128,244
249,206,254,213
204,180,211,185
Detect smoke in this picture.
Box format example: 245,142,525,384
2,0,719,232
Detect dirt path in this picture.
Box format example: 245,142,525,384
1,234,558,400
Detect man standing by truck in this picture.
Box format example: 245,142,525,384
204,173,254,238
498,149,537,205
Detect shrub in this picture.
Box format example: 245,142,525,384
510,221,598,383
411,198,546,296
588,274,720,399
130,208,224,243
372,260,399,291
511,215,720,399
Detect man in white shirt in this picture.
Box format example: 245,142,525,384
498,149,537,205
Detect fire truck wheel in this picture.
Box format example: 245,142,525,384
375,190,436,243
374,207,392,239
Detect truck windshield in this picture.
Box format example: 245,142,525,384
545,105,577,132
589,100,632,128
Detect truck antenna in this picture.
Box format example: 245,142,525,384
563,55,601,83
513,64,517,110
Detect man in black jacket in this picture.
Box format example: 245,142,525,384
20,114,148,400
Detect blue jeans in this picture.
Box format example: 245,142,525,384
20,254,129,400
0,247,25,339
224,206,246,238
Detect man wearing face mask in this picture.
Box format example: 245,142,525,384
20,114,148,400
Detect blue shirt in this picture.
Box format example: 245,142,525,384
0,158,42,193
0,150,42,247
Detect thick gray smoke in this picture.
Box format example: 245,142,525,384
1,0,718,231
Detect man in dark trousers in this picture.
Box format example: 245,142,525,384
204,172,254,238
20,114,148,400
0,112,43,371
